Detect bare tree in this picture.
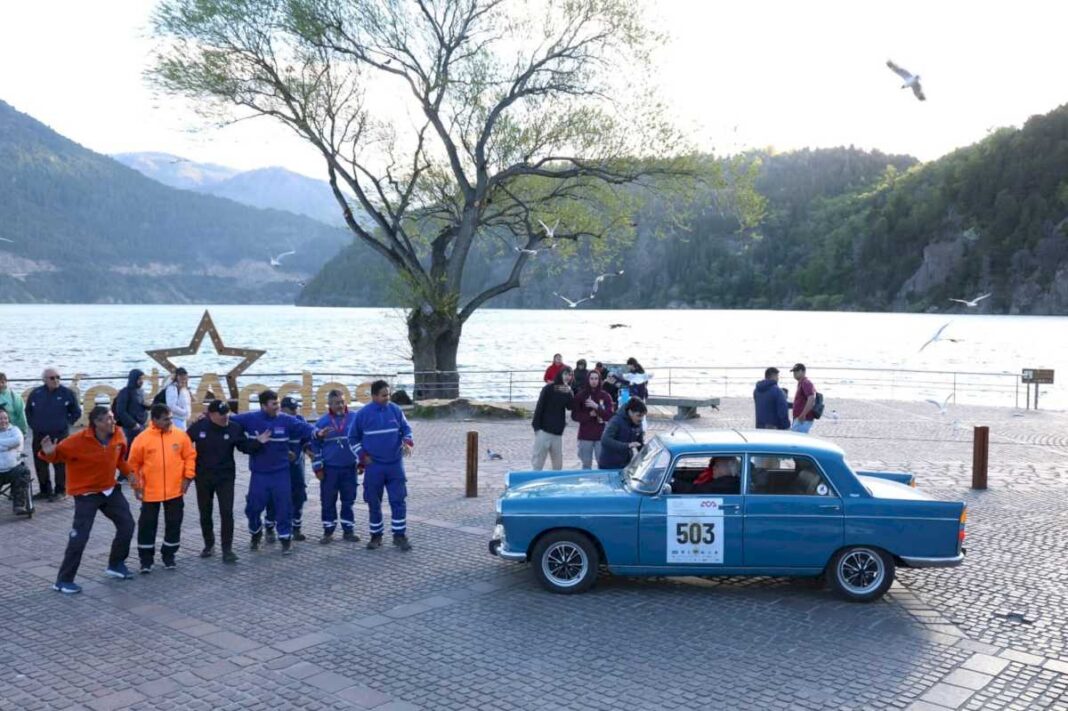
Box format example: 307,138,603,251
152,0,710,398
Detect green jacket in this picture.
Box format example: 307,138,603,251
0,387,28,434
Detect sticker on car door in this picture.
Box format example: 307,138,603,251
667,498,724,563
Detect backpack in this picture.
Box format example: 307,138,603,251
152,386,169,406
812,392,825,419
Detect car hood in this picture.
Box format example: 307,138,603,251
857,475,935,501
504,471,628,500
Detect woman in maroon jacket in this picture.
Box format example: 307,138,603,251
571,370,615,469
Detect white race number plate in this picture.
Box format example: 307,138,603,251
666,497,725,564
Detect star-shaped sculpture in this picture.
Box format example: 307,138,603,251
145,310,265,401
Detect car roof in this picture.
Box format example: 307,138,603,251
656,429,845,458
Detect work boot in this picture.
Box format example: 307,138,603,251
293,526,307,542
393,535,413,552
319,530,334,545
222,550,239,564
265,527,277,544
281,538,292,555
343,530,360,543
366,534,383,550
250,531,263,551
200,545,214,558
32,491,51,501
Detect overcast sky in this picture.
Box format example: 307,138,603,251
1,0,1065,178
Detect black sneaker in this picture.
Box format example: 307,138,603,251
32,492,52,501
222,550,239,564
200,545,214,559
139,564,153,575
265,528,277,544
250,531,263,551
319,530,334,545
366,535,383,550
393,535,413,552
293,527,307,542
13,507,30,516
343,530,361,542
281,538,292,555
163,560,177,571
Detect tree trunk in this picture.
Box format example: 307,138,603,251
407,308,463,400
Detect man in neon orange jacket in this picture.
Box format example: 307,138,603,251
128,403,196,573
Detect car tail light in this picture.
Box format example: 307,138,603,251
909,477,916,488
958,507,967,545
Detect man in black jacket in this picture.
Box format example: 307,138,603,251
25,368,82,501
187,400,268,563
530,367,574,470
113,369,148,456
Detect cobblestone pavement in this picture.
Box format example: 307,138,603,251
0,397,1066,709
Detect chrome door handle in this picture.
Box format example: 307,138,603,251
720,504,740,512
818,504,841,510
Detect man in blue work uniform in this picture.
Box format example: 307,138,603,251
232,390,321,555
348,380,414,551
264,396,311,543
311,389,360,544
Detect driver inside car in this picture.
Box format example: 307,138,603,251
691,457,741,494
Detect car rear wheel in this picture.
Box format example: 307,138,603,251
827,546,894,602
531,531,599,594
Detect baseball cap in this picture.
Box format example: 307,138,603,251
207,400,230,415
280,396,302,410
790,363,806,372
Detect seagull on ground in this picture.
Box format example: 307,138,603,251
269,250,296,267
949,292,991,308
918,322,961,352
554,292,591,308
925,393,953,415
591,270,624,295
886,60,926,101
486,449,503,461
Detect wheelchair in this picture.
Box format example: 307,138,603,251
0,454,35,519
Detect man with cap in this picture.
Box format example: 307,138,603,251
790,363,818,434
187,400,269,563
310,389,360,544
263,395,312,543
232,390,323,555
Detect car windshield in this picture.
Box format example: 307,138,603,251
623,440,669,494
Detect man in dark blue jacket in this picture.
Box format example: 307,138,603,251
311,390,360,544
25,367,82,500
753,367,790,430
113,369,148,454
598,398,646,469
232,390,321,555
348,380,414,551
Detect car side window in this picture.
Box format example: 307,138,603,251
747,455,834,496
669,454,742,495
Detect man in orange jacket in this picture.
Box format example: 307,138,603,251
40,405,136,594
128,403,196,573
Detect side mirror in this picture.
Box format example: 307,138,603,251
660,483,672,497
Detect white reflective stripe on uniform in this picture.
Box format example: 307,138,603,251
340,519,354,526
249,526,262,534
391,518,406,525
136,544,155,549
162,540,180,547
363,428,399,435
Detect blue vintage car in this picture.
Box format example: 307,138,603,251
489,430,966,601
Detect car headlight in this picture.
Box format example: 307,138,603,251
495,498,502,514
492,523,505,543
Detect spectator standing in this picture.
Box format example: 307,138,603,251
25,368,82,500
543,354,567,384
164,367,192,431
0,408,30,515
572,369,614,469
599,398,647,469
623,357,649,401
40,406,136,593
113,369,148,453
531,366,575,471
753,367,790,430
128,404,197,572
572,359,590,393
790,363,818,434
0,372,28,434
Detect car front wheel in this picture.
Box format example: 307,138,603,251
827,546,894,602
531,530,600,594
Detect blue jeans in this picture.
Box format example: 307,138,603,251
791,419,814,434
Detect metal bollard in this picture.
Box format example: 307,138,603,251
971,426,989,490
465,431,478,498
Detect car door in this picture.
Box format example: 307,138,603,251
638,452,745,569
743,453,844,569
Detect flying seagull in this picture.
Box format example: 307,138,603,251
486,448,503,461
918,322,962,352
925,393,952,415
609,323,630,329
0,237,13,243
949,292,991,308
537,218,560,240
886,60,925,101
494,233,552,256
554,292,591,308
591,270,624,295
269,250,295,267
168,157,190,164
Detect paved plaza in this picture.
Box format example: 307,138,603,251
1,397,1067,710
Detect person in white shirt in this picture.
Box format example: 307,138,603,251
0,408,30,515
165,367,193,430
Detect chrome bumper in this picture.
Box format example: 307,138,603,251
488,524,525,561
900,551,965,568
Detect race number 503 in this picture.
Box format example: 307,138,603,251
675,521,716,545
666,497,725,564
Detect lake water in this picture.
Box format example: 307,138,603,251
0,305,1064,409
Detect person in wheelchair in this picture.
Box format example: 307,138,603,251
690,457,741,495
0,408,31,516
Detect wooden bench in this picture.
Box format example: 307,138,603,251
645,395,720,420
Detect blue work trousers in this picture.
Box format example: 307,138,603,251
320,464,358,532
265,461,308,529
363,462,407,537
246,470,293,540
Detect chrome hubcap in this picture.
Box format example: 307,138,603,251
838,548,884,594
542,542,588,588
